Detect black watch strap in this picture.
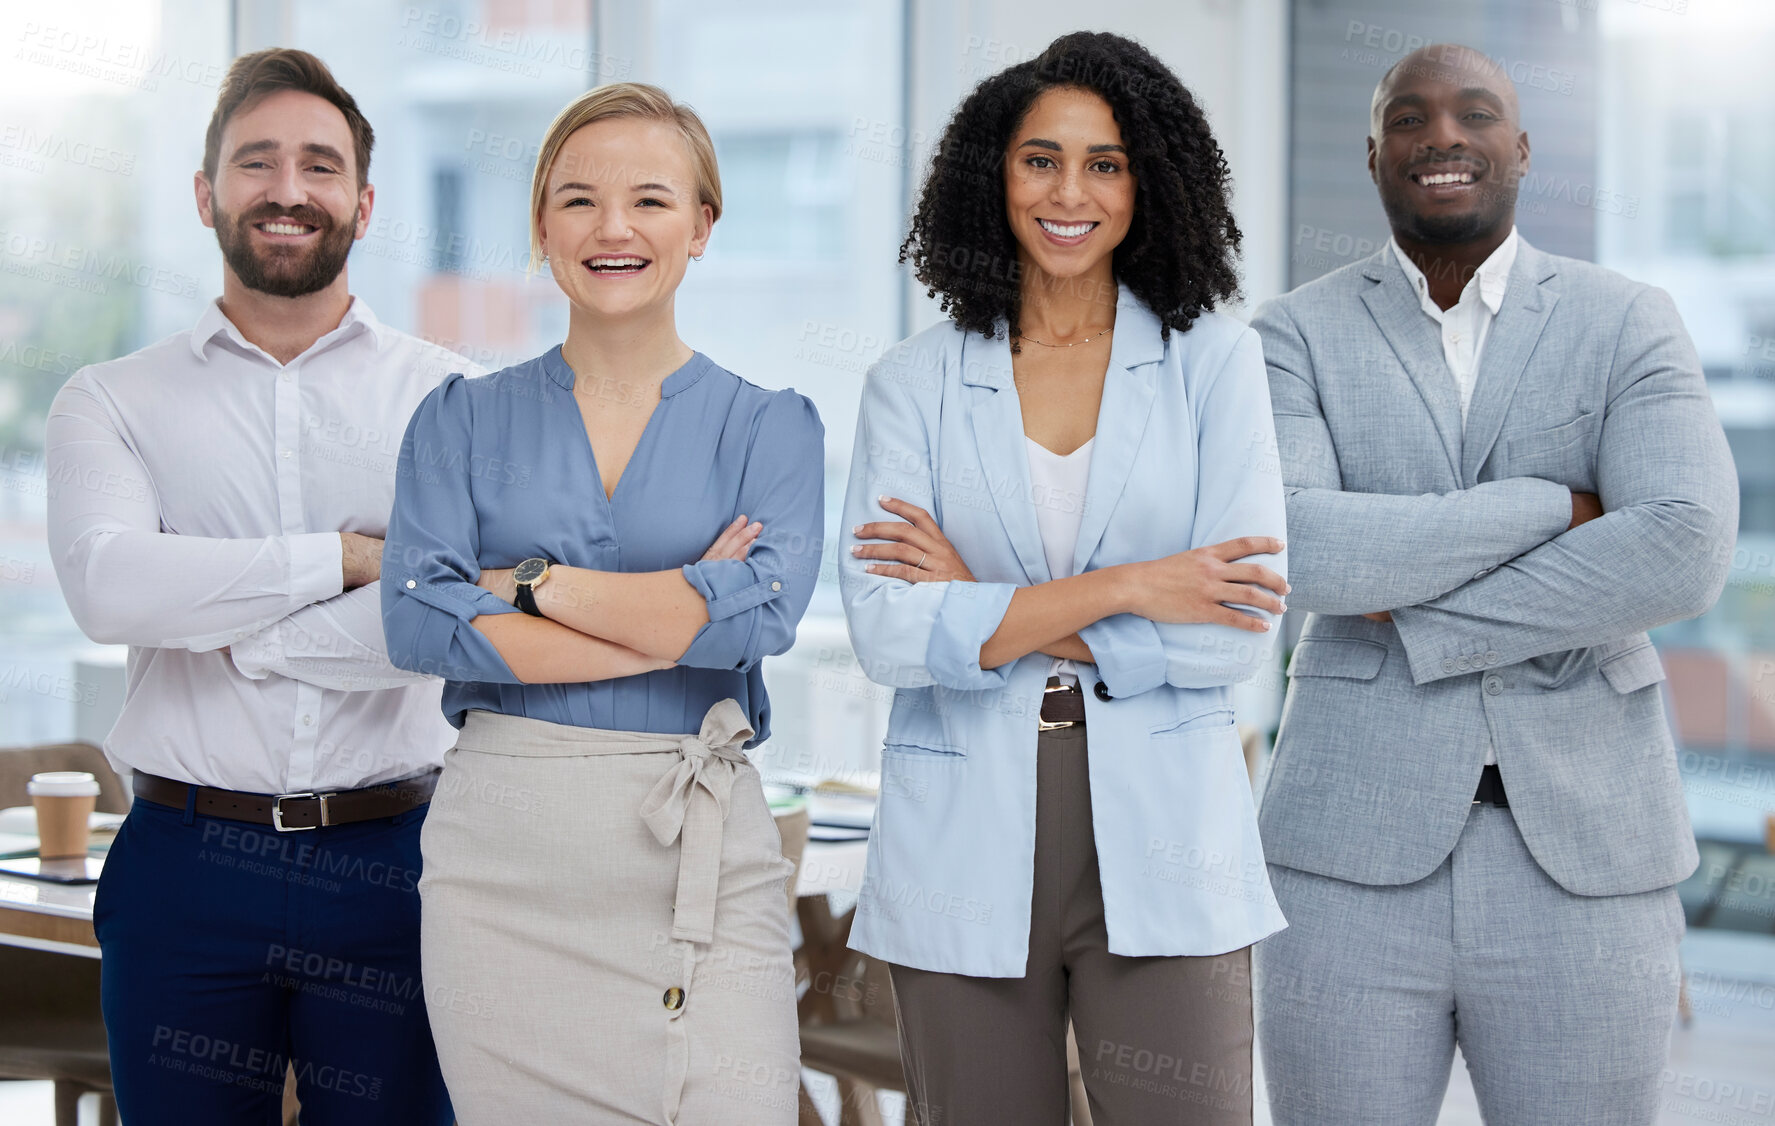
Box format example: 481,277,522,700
514,582,542,617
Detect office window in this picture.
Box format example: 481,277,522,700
1659,113,1773,259
0,0,231,745
714,131,848,263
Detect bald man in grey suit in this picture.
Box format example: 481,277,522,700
1251,44,1737,1125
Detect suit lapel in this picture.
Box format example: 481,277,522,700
1071,291,1160,576
961,329,1048,586
1359,252,1464,483
1460,243,1559,485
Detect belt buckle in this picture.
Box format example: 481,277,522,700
271,791,330,832
1038,681,1076,731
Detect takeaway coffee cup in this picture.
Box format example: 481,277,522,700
27,772,101,859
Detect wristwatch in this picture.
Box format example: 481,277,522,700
512,557,552,617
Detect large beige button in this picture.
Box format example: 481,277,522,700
770,581,781,591
405,580,416,589
663,987,685,1011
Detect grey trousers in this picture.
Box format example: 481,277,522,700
889,724,1255,1126
1256,803,1685,1126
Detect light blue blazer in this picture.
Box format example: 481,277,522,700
840,287,1289,976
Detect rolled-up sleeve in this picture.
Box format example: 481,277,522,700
839,353,1017,691
676,390,826,670
381,374,523,683
1078,328,1288,694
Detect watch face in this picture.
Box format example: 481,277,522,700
513,558,549,585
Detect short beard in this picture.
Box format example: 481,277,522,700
1381,182,1518,247
213,202,355,298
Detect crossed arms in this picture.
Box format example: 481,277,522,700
1254,287,1738,687
379,375,825,686
44,375,419,692
841,329,1290,699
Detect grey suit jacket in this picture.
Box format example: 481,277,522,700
1252,239,1738,897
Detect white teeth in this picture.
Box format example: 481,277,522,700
1038,219,1096,238
1417,172,1474,186
260,222,313,235
588,256,646,268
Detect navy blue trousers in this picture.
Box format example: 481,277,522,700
94,794,453,1125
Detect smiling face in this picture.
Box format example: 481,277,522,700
197,88,370,298
537,117,712,325
1367,45,1530,246
1002,86,1137,287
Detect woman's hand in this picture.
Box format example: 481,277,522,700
1120,536,1289,631
477,567,517,604
852,496,976,584
478,516,759,608
702,515,762,562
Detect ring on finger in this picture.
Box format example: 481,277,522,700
917,551,928,569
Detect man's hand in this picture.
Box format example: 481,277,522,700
340,533,384,590
1569,492,1603,530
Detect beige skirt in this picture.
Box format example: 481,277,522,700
418,700,800,1124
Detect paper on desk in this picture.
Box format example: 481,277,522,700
807,792,876,831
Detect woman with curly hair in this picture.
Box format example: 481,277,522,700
839,31,1289,1124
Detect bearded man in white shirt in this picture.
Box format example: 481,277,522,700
46,48,481,1125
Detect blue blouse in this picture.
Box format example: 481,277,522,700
381,346,824,746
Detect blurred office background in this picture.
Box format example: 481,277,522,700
0,0,1770,1121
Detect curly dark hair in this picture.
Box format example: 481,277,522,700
902,31,1241,345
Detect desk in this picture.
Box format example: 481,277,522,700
1,839,864,962
0,835,866,964
795,838,867,899
0,873,98,959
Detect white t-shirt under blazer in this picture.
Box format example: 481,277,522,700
1026,434,1094,686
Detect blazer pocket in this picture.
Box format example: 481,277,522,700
1150,705,1235,737
1597,643,1667,695
880,741,965,759
1286,637,1387,680
1505,410,1594,466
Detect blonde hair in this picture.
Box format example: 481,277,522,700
528,82,722,272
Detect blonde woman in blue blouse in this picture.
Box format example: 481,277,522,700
382,84,822,1124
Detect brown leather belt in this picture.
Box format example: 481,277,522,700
1039,679,1088,730
132,770,439,831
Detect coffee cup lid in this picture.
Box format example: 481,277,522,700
27,771,101,797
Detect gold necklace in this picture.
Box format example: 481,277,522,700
1017,325,1114,349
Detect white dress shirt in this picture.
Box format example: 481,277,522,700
1392,228,1517,763
1389,227,1518,425
1026,434,1094,685
45,297,485,793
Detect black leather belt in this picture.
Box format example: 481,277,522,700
133,770,439,831
1472,764,1509,807
1039,679,1087,730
